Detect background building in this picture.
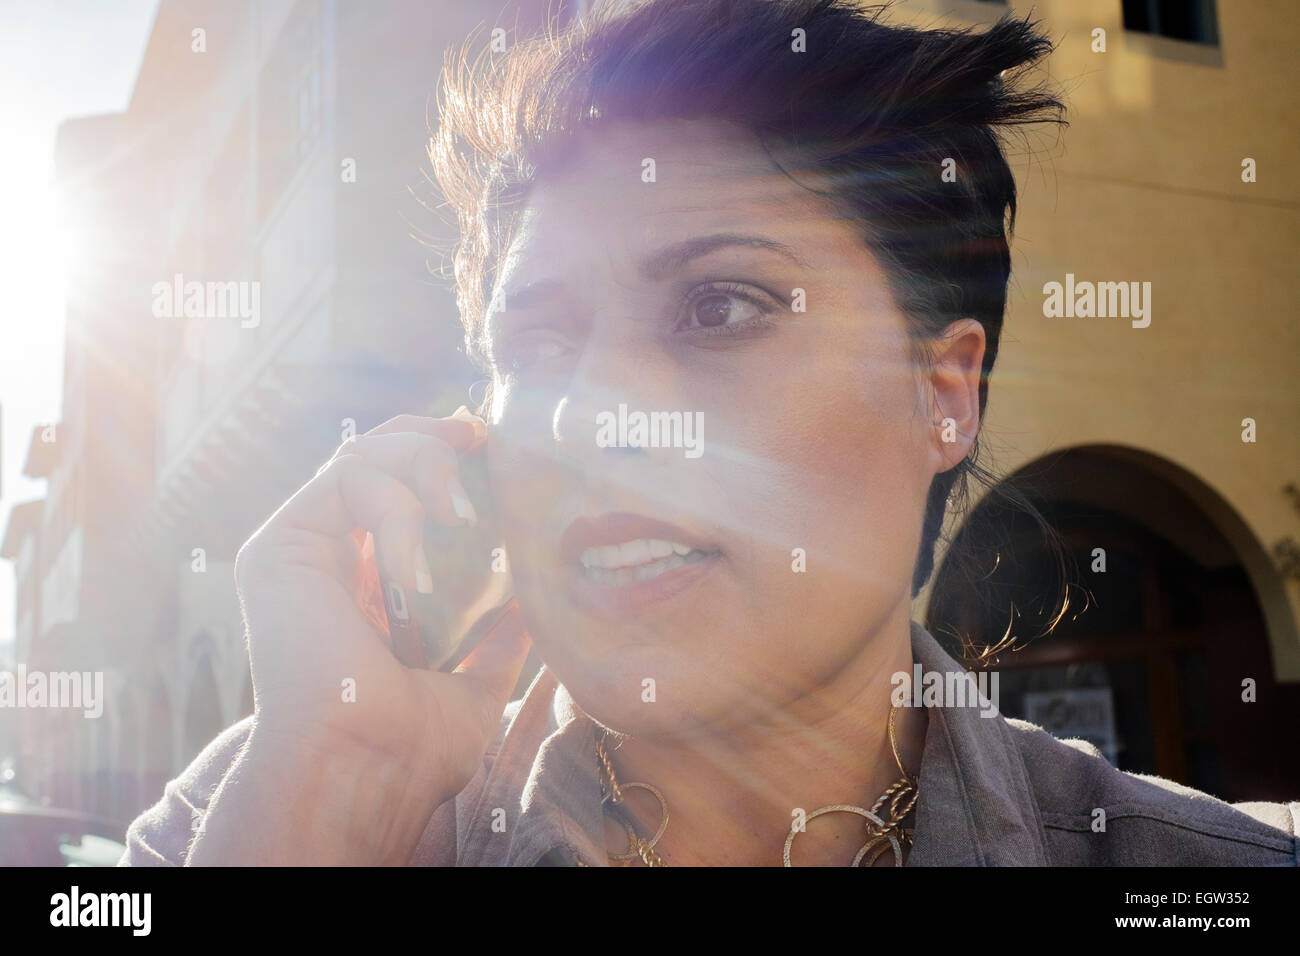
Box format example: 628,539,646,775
1,0,589,824
913,0,1300,802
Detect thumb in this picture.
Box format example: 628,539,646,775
449,598,534,713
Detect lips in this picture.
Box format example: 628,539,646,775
558,511,723,620
559,512,719,566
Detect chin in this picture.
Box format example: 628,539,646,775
556,650,732,737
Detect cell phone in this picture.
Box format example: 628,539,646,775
376,433,514,672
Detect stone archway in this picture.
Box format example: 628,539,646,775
926,444,1300,802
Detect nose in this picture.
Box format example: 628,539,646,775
553,394,649,460
549,332,685,480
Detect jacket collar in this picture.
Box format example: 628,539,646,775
457,667,606,866
904,621,1049,865
460,620,1049,866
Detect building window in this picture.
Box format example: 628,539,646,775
203,105,251,279
258,1,325,222
1122,0,1219,45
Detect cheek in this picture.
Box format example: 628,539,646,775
724,338,927,602
483,385,558,555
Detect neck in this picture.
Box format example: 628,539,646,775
597,596,927,866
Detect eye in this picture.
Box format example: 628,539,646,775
494,328,570,375
675,281,776,335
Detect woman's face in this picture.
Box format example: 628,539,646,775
482,117,977,736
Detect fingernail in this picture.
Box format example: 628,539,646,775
450,405,488,442
447,475,478,525
414,543,434,594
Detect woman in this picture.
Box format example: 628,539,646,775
122,0,1297,866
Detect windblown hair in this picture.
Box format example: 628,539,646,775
428,0,1070,653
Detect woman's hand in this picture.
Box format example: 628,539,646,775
186,411,533,865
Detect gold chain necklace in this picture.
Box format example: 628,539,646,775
574,705,918,867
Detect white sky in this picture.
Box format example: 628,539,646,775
0,0,160,656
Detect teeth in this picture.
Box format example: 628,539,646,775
579,538,706,571
583,550,710,586
648,539,674,559
622,539,651,565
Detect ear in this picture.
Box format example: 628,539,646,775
925,318,986,475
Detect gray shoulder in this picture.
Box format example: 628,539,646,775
1003,717,1299,866
120,698,534,868
118,714,255,866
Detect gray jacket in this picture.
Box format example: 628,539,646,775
120,620,1299,866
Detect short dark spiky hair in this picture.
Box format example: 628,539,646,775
429,0,1067,606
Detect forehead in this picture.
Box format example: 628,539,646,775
493,117,855,292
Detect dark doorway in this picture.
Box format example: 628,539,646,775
926,447,1300,802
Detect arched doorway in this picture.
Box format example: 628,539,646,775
140,677,172,808
88,709,111,820
114,697,143,824
926,445,1300,802
182,649,223,765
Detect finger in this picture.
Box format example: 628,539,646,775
360,410,486,450
450,599,533,716
326,431,475,527
268,454,430,605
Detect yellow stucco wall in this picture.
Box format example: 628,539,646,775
901,1,1300,677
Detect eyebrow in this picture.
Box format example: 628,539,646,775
639,232,812,281
497,232,812,311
